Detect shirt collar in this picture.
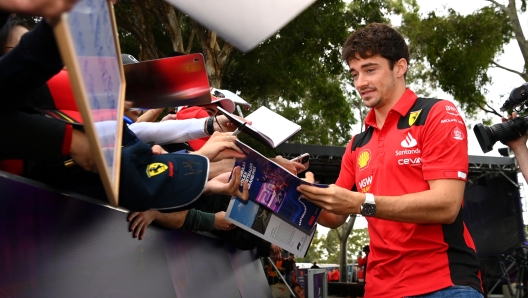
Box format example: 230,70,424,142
364,88,418,129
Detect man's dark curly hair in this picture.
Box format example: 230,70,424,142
341,23,410,77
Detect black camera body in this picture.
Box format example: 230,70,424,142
474,83,528,153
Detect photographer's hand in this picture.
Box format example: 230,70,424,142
505,112,528,183
504,112,528,150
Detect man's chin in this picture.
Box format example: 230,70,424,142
362,98,377,108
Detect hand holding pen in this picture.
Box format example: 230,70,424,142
231,122,246,137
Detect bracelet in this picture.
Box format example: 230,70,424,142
206,116,215,135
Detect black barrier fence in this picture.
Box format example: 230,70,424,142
0,171,271,298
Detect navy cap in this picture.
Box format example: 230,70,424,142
119,141,209,211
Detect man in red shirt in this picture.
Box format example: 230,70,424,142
298,23,482,297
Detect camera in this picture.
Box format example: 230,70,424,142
474,83,528,153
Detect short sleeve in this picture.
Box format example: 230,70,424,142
421,101,468,181
336,138,357,190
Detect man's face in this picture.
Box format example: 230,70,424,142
348,54,399,110
294,285,305,298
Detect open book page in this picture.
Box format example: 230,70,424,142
234,140,326,234
225,196,316,256
218,106,301,148
244,107,301,147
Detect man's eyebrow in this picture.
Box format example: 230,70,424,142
349,62,379,73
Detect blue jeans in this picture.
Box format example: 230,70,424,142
405,286,483,298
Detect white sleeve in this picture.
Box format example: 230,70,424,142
129,118,207,145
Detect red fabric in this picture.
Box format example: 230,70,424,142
62,124,73,155
0,159,24,175
331,270,340,281
335,89,480,297
47,70,83,124
176,106,210,150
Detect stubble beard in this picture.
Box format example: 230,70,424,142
361,74,397,110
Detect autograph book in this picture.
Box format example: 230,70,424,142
218,106,301,148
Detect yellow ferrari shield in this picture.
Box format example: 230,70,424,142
409,110,422,126
146,163,168,178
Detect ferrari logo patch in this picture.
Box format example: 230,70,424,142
409,110,422,126
146,163,168,178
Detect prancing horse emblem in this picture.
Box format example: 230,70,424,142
146,163,168,178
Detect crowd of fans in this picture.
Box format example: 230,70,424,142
0,2,311,290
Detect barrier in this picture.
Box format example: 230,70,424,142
0,171,271,297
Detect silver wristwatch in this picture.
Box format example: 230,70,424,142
360,193,376,216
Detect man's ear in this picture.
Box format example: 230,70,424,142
395,58,408,78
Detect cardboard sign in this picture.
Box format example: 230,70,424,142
54,0,125,206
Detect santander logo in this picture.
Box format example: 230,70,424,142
401,132,417,148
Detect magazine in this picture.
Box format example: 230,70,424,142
225,196,316,256
233,140,326,234
218,106,301,148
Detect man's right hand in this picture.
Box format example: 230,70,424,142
70,129,97,173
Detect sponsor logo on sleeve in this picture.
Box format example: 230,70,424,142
451,127,465,140
445,105,461,117
440,118,464,125
357,149,371,171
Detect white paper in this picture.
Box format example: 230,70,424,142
165,0,317,52
225,196,315,256
245,106,301,147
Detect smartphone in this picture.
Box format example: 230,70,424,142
290,153,310,173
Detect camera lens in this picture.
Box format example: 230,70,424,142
474,117,528,153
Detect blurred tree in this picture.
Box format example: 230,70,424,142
393,0,514,120
295,229,325,264
113,0,392,146
320,226,370,265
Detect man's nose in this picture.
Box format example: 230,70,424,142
354,74,367,90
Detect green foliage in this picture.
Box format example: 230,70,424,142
399,5,513,118
296,230,325,263
114,0,401,145
308,227,370,264
222,0,355,146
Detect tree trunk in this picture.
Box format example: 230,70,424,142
339,215,356,282
505,0,528,80
192,21,234,88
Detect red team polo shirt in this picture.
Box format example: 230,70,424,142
336,89,482,297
